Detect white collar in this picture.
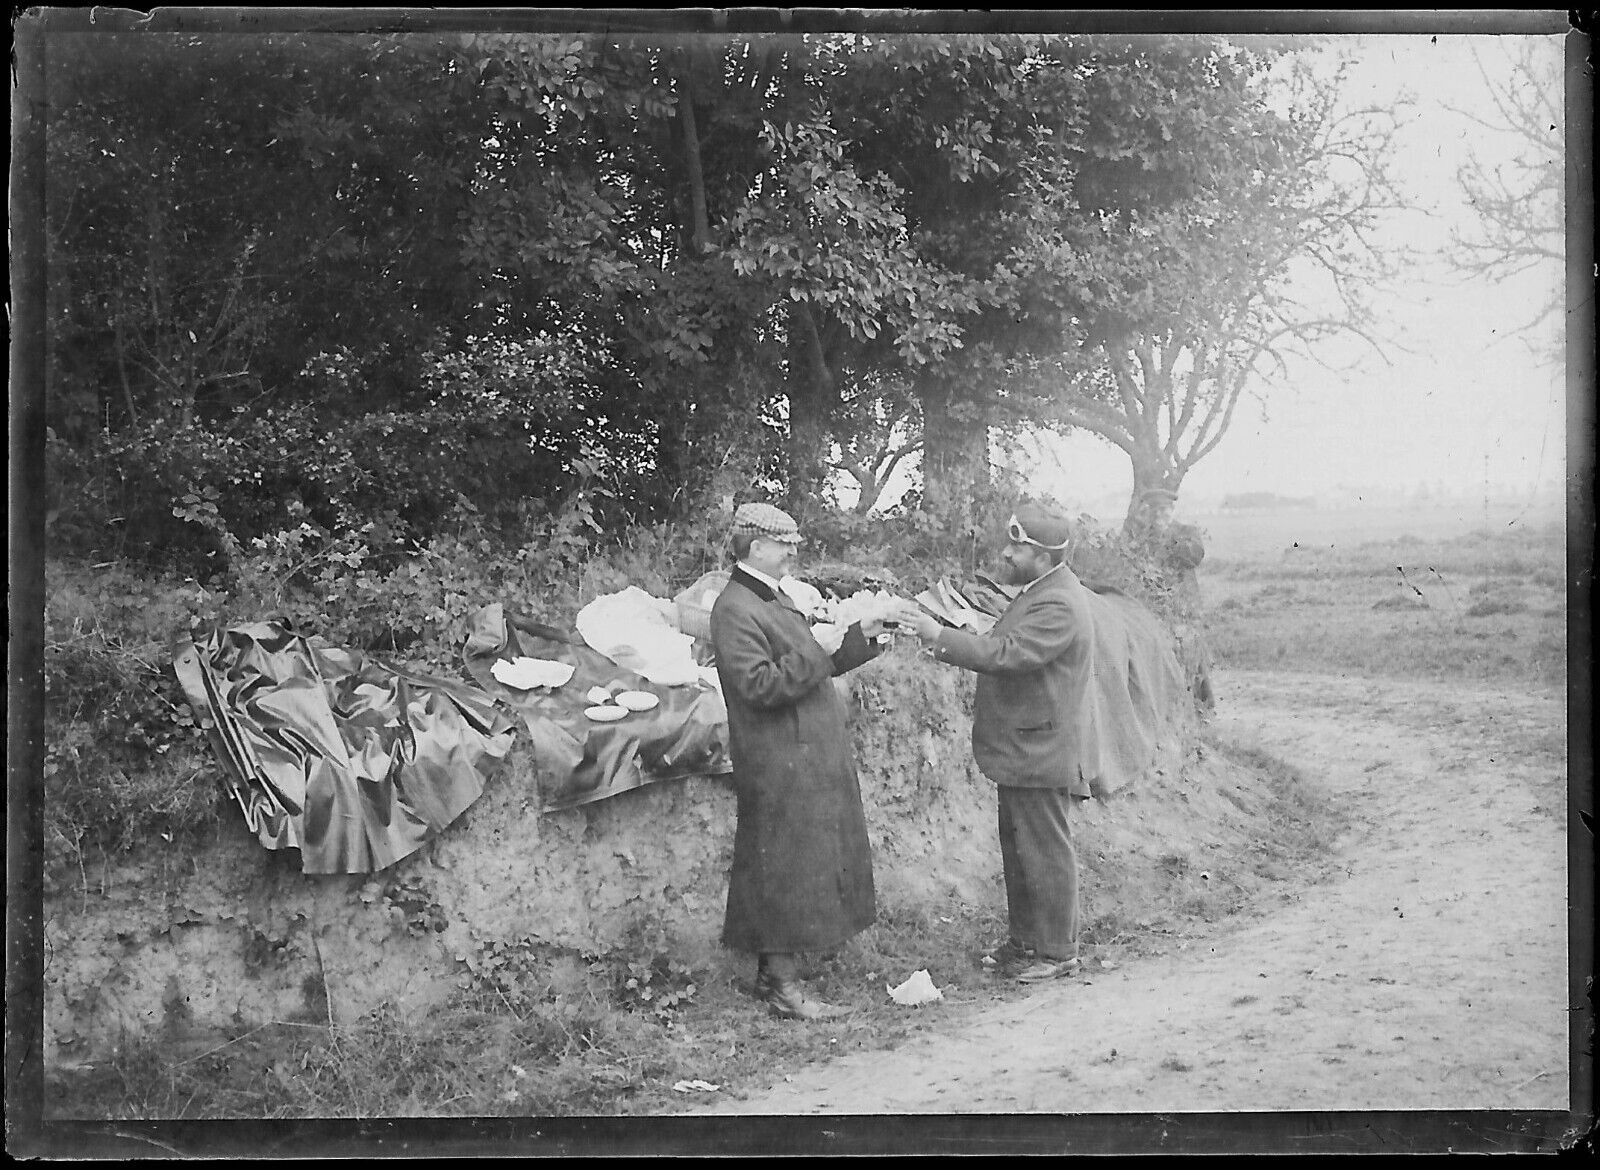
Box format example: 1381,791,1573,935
1020,561,1067,594
737,561,784,593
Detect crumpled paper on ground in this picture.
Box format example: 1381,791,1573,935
887,969,944,1006
672,1079,721,1093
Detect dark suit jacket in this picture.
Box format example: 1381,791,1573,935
933,563,1094,794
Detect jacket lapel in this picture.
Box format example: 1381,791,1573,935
997,564,1065,630
733,566,813,628
730,565,779,603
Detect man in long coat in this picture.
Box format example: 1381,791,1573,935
710,503,891,1020
898,503,1094,983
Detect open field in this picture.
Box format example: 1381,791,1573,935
1193,503,1569,693
1186,499,1565,562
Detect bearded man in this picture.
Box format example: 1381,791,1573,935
897,503,1093,982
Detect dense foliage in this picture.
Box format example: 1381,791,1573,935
39,28,1411,872
43,29,1398,571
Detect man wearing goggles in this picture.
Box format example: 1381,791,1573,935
1006,515,1070,551
896,503,1092,983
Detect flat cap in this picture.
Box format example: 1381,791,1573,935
731,502,802,543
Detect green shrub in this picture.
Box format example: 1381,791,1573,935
44,566,225,867
41,475,1201,876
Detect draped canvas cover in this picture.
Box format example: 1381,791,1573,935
460,604,732,812
174,581,1185,873
1075,585,1192,796
172,621,516,874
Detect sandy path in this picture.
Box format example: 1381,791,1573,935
690,669,1572,1115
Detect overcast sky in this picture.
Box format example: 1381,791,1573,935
1023,31,1571,514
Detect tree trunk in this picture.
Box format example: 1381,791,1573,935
1124,450,1184,534
675,60,710,256
651,392,694,519
145,186,169,325
851,472,885,516
784,304,835,510
111,306,140,429
917,374,990,531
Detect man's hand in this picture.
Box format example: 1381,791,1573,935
892,601,943,642
812,621,848,654
857,593,904,639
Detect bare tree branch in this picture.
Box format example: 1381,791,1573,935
1447,38,1563,362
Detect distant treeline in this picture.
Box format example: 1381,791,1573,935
1219,493,1320,512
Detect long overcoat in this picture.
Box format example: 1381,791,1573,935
709,566,880,953
933,563,1096,796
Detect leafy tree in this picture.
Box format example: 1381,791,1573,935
724,34,1089,527
1020,42,1408,525
46,29,1407,569
48,34,484,432
451,32,801,521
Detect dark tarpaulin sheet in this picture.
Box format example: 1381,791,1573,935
1075,584,1191,797
461,603,732,812
930,576,1191,798
172,622,516,875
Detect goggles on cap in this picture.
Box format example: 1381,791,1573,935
1007,513,1070,551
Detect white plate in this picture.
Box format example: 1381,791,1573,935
584,705,629,723
614,690,659,712
585,686,613,705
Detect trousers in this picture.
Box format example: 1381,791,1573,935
997,784,1081,960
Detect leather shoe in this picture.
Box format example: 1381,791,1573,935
982,939,1035,966
1016,956,1081,983
758,975,851,1021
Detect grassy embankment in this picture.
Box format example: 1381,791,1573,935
46,739,1340,1122
41,515,1565,1119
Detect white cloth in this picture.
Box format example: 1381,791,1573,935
574,587,701,686
778,574,828,618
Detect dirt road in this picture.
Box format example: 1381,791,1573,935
690,669,1574,1116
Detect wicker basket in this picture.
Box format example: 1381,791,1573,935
673,570,730,641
